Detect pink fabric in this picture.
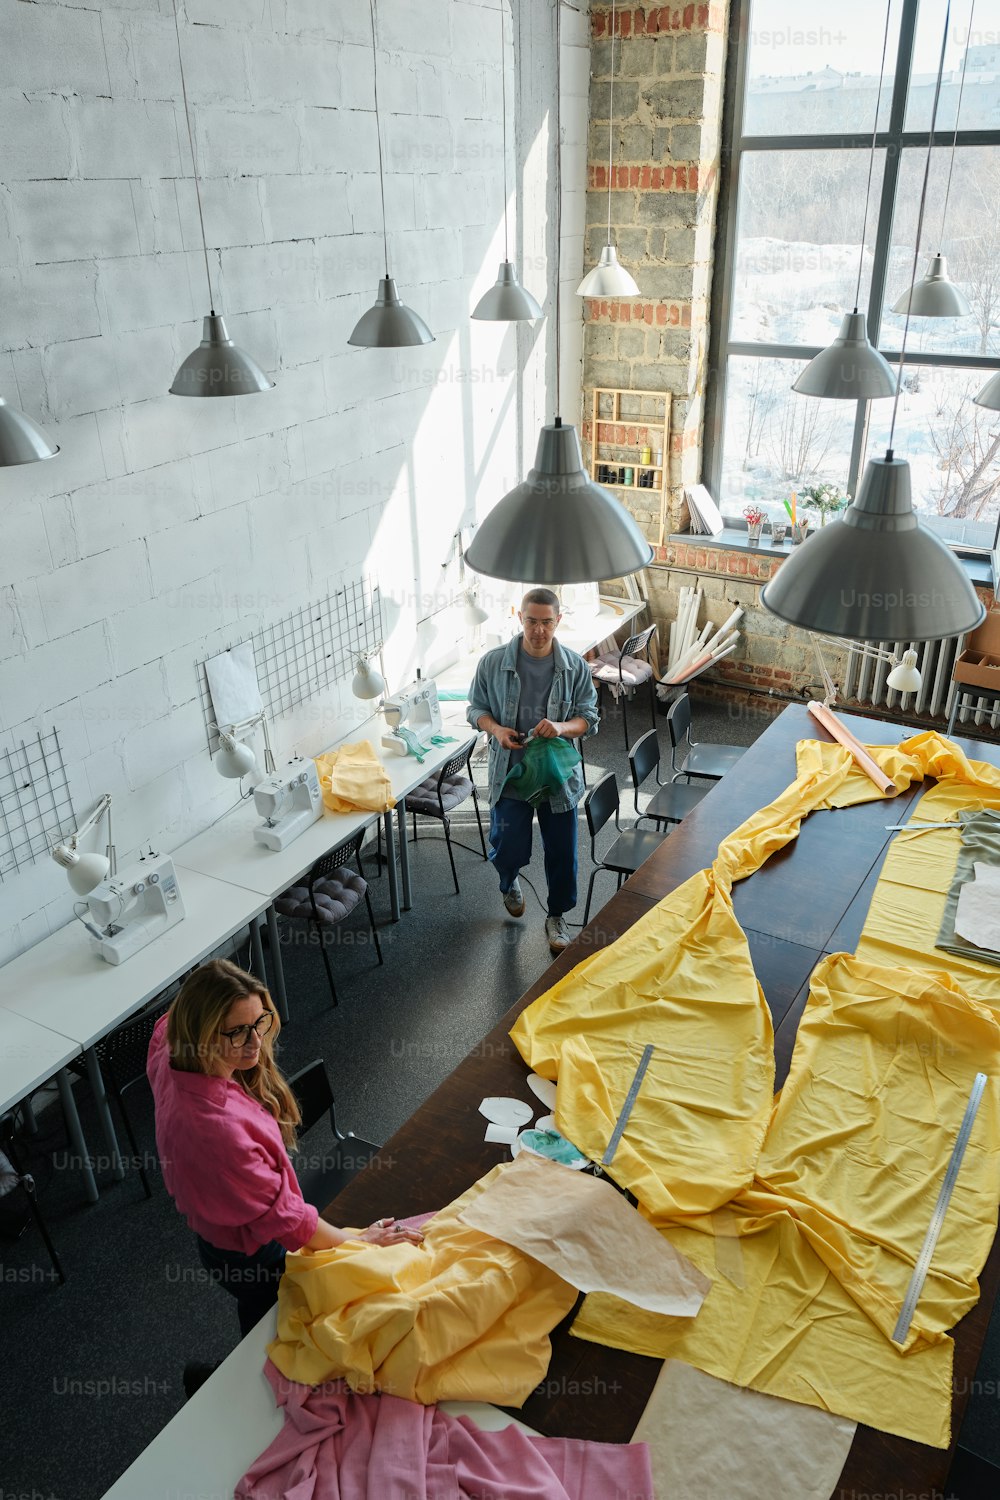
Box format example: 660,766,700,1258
147,1015,318,1254
236,1360,654,1500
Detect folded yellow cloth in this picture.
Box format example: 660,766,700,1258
315,741,396,814
268,1167,577,1405
512,730,1000,1448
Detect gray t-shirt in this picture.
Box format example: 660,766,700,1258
506,645,556,793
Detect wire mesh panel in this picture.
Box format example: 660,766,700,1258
0,728,77,883
198,579,383,752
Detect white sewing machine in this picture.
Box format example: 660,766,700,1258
381,678,443,755
253,758,323,851
86,855,185,966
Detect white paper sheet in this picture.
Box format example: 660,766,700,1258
205,641,263,731
527,1074,558,1109
955,861,1000,951
478,1097,533,1127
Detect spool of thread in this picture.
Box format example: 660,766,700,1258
623,467,634,486
654,448,663,467
640,444,651,466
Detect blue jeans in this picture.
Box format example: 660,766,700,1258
489,796,578,917
196,1235,286,1338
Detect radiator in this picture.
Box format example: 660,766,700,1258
844,635,1000,730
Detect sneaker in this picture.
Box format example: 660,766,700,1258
502,878,525,918
545,915,570,953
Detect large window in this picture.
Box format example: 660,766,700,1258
707,0,1000,550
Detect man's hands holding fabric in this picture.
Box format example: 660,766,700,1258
493,725,522,750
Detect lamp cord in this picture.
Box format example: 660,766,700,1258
607,0,615,244
501,3,509,262
554,0,562,422
369,0,390,278
939,0,975,242
853,0,892,313
888,0,952,455
172,0,215,312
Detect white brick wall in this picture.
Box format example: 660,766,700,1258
0,0,586,963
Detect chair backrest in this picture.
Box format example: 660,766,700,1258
621,623,657,662
309,828,365,884
666,691,692,752
628,729,659,795
97,996,172,1093
288,1058,335,1137
584,772,620,842
437,735,477,785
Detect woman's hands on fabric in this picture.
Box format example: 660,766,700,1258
360,1217,424,1246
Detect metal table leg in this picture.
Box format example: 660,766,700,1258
264,906,289,1022
85,1046,125,1180
397,797,412,912
383,807,400,921
56,1067,99,1204
251,916,267,988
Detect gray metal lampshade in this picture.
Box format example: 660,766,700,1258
472,261,543,322
577,244,640,298
974,369,1000,410
465,421,653,584
349,277,433,348
0,396,59,465
170,313,273,397
762,452,985,640
891,254,971,317
792,312,897,399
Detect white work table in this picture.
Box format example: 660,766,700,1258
0,1008,80,1115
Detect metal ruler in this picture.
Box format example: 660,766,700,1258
601,1045,655,1167
892,1071,988,1346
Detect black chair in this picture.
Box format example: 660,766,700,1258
0,1113,65,1284
67,996,172,1198
666,691,747,783
589,623,659,748
274,829,382,1007
388,735,487,895
288,1059,381,1210
628,729,710,829
582,772,669,924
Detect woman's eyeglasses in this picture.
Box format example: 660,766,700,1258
220,1011,274,1048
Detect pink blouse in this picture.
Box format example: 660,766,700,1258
147,1015,318,1254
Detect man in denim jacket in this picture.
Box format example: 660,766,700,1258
467,588,599,954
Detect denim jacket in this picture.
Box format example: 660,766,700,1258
467,635,599,811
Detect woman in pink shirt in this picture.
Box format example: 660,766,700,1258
148,958,421,1337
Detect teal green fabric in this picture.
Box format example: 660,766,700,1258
519,1129,588,1166
499,734,582,809
935,807,1000,966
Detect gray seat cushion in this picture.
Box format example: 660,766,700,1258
590,652,654,686
407,772,473,817
275,869,366,924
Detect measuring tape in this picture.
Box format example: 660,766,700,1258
601,1044,655,1168
892,1071,988,1346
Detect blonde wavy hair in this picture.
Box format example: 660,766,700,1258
167,958,302,1148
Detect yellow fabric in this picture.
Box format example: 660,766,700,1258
314,741,396,814
268,1167,577,1405
511,730,1000,1448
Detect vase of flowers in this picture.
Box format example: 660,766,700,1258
743,504,766,544
801,482,849,526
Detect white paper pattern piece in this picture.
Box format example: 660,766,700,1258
534,1114,555,1132
484,1122,519,1146
954,861,1000,951
205,641,263,731
478,1097,533,1127
632,1361,856,1500
527,1074,558,1109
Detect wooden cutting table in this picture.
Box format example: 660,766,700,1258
326,702,1000,1496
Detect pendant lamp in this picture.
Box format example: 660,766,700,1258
349,0,433,347
763,0,984,645
169,0,272,396
473,5,543,322
973,368,1000,410
890,3,974,318
0,393,59,466
577,0,640,298
792,2,895,400
467,0,653,585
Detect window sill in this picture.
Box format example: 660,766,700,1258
656,529,994,587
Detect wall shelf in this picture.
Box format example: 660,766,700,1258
589,386,672,545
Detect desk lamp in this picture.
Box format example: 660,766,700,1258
211,712,275,780
352,652,387,701
51,794,116,895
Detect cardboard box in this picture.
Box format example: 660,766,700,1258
954,608,1000,690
